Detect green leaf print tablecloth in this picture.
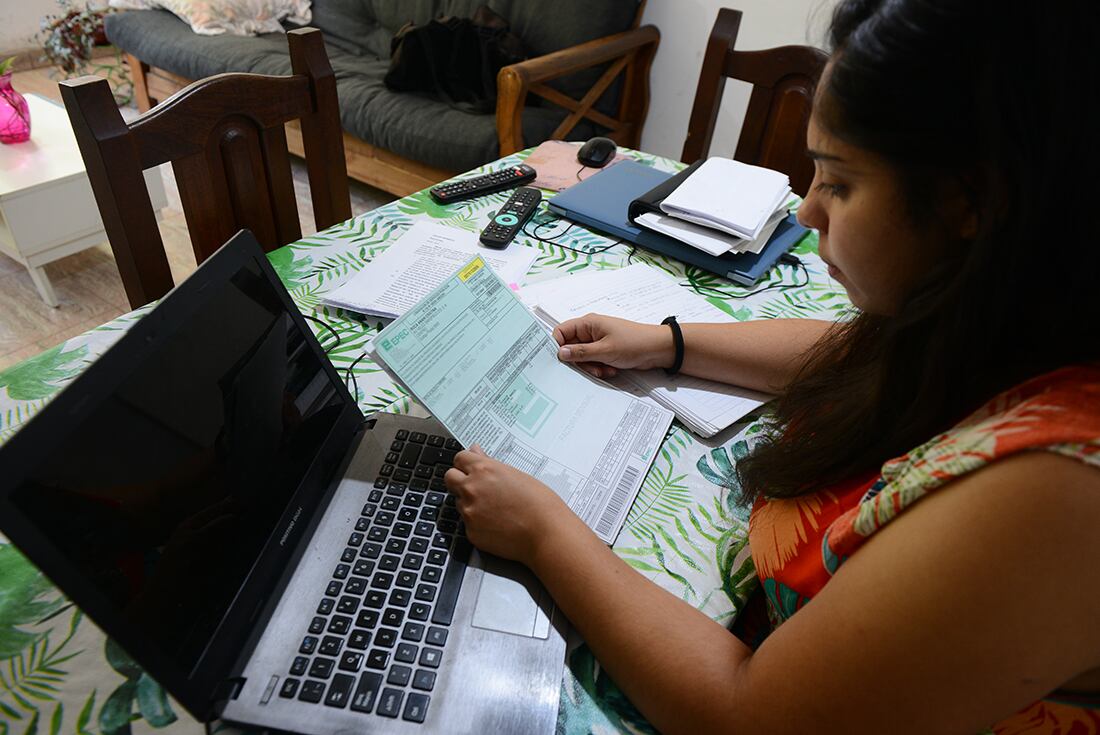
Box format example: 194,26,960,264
0,148,850,735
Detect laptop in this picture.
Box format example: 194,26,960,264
0,231,567,733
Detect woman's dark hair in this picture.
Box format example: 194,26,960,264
736,0,1098,502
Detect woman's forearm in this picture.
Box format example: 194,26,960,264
530,513,752,735
678,318,835,392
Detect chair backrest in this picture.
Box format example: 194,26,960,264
681,8,828,196
60,28,351,309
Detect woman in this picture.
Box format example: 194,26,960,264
445,0,1100,732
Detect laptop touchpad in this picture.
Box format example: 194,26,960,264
470,551,553,639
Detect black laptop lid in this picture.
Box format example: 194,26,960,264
0,232,363,720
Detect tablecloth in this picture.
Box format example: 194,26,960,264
0,147,851,734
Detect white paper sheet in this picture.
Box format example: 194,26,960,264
322,222,538,319
523,264,773,437
636,207,788,257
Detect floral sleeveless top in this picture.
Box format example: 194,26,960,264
746,365,1100,734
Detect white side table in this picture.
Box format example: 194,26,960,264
0,94,167,307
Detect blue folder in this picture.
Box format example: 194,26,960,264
547,160,808,285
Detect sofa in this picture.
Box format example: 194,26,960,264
105,0,660,196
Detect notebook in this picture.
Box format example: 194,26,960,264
547,160,808,285
0,231,567,734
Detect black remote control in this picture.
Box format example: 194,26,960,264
430,164,537,204
479,187,541,249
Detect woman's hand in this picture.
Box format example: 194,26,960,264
443,446,577,566
552,314,674,379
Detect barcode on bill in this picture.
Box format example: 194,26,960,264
595,465,641,538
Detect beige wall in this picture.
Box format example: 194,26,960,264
0,0,67,52
638,0,839,160
0,0,113,59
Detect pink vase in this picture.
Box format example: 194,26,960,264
0,72,31,144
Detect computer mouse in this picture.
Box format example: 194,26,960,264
577,136,617,168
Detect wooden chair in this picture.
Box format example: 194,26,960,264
681,8,828,196
60,28,351,309
495,0,659,157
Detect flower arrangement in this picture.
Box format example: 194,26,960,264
36,0,132,104
37,0,109,75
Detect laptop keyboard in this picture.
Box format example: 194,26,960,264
278,429,469,724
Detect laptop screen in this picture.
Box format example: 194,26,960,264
7,257,346,675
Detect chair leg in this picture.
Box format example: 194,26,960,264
126,54,155,112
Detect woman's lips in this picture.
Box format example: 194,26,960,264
820,254,842,281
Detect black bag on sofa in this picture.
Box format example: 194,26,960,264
384,4,527,114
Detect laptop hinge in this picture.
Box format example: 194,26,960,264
212,677,246,705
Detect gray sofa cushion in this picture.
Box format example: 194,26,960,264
311,0,638,100
105,3,615,171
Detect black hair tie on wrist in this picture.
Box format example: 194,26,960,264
662,316,684,376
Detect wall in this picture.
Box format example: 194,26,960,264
0,0,65,53
638,0,839,161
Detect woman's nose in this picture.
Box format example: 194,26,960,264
797,186,826,233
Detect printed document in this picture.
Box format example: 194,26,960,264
323,222,538,319
523,264,773,437
374,256,673,543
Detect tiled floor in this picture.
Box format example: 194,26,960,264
0,65,395,371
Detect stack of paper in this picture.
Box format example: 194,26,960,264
637,157,793,257
522,264,773,437
322,222,538,319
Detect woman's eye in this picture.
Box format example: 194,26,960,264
814,182,846,198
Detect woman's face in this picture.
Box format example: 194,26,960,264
796,114,953,315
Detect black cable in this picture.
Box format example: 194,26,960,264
686,258,811,301
302,314,341,354
345,351,368,402
525,218,578,243
521,216,622,255
575,163,588,181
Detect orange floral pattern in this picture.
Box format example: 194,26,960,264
747,364,1100,730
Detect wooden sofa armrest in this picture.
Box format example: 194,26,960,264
496,25,660,156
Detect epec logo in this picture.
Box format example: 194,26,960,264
382,329,411,352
